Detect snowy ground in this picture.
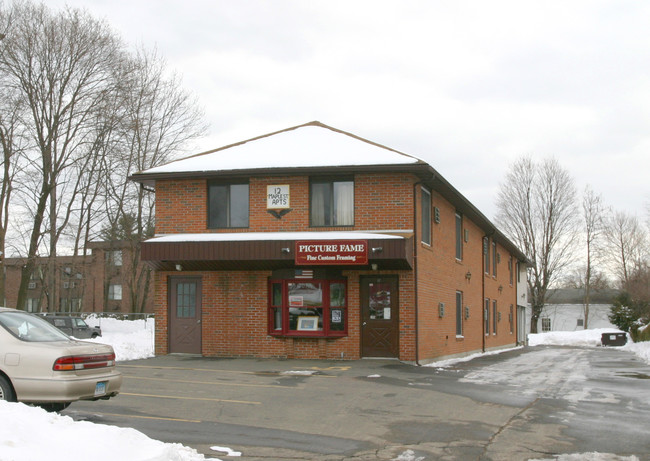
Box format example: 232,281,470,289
1,318,648,461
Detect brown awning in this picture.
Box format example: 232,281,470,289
141,236,413,271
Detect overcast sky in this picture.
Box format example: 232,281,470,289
46,0,650,220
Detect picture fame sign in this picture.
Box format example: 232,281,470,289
295,240,368,265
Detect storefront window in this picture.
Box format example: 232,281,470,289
269,279,347,337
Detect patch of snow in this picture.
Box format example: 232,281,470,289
139,123,422,175
210,446,241,457
280,370,318,376
392,449,425,461
147,231,404,243
84,316,155,362
528,328,625,348
424,346,523,368
0,401,207,461
529,453,640,461
367,374,381,378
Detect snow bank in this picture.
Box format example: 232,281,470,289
528,328,625,347
0,401,207,461
84,316,155,361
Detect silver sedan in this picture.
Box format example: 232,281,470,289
0,307,122,411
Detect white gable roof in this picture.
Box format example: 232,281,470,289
139,121,423,175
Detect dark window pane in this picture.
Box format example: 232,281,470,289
456,291,463,336
208,185,228,228
330,283,346,307
311,182,330,226
455,214,462,259
272,283,282,306
177,283,196,318
230,183,249,227
422,188,431,245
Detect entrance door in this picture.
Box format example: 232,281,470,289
169,277,202,354
361,276,399,358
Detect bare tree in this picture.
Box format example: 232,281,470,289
496,156,579,333
582,185,605,328
99,47,206,312
602,211,648,290
0,1,125,310
0,82,28,305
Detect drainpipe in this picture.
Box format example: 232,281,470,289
481,235,486,353
482,231,495,353
413,180,422,366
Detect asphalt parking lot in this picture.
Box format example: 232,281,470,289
64,346,650,461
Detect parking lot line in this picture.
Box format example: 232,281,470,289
123,374,297,389
92,412,202,424
120,392,261,405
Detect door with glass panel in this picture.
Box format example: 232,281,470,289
169,277,202,354
361,276,399,357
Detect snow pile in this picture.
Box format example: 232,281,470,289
85,316,155,361
530,453,639,461
0,401,207,461
528,328,625,348
425,346,523,369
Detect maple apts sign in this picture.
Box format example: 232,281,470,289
295,240,368,265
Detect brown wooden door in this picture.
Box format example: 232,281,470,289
169,277,202,354
361,276,399,358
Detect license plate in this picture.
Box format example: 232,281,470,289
94,381,107,397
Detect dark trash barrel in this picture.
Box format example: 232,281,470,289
601,332,627,346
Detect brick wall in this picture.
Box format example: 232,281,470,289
152,172,519,361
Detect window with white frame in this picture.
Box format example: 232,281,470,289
108,284,122,301
541,318,551,332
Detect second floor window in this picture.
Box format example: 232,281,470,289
310,178,354,227
421,187,431,245
208,182,249,228
455,213,463,260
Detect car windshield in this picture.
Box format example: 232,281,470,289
0,311,71,342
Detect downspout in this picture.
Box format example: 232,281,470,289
482,235,486,353
413,180,422,366
482,231,495,353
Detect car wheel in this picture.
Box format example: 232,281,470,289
91,333,99,339
38,402,71,412
0,375,16,402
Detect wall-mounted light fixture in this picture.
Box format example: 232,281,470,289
465,270,472,281
175,264,183,271
371,247,383,253
498,285,503,293
281,247,291,254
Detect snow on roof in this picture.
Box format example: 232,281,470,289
147,231,405,243
138,122,423,175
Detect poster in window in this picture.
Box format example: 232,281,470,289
297,316,319,331
289,296,304,307
331,308,342,324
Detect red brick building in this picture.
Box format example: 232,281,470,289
3,241,154,314
131,122,528,363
